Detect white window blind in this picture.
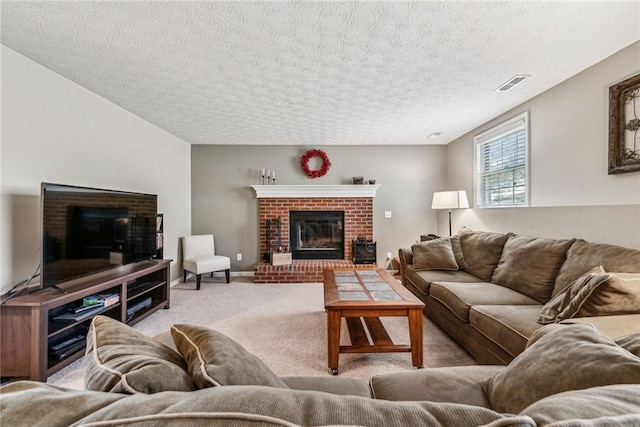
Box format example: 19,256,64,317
474,112,528,208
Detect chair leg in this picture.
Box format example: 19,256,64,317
210,272,214,278
183,270,187,282
196,274,202,290
225,269,230,283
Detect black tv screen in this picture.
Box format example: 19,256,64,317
41,183,158,288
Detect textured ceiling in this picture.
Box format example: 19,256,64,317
1,1,639,146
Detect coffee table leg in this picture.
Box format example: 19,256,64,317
327,310,341,375
408,308,424,368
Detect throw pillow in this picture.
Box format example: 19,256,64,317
482,324,640,414
492,235,576,303
457,228,512,282
572,271,640,318
84,315,195,394
170,324,289,389
537,266,606,324
411,238,459,271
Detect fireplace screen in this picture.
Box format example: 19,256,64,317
290,211,344,260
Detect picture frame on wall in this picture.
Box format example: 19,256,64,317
608,73,640,174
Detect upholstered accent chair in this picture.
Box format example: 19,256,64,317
182,234,231,290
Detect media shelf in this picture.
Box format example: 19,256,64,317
0,259,170,381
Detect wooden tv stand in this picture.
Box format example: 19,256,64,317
0,259,170,381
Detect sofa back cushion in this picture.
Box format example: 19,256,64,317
457,228,511,282
492,235,575,303
482,324,640,414
0,381,537,427
520,384,640,426
553,240,640,297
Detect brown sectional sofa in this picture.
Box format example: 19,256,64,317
2,320,640,426
399,227,640,364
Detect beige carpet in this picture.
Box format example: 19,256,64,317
48,276,475,389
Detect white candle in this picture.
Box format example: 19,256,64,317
267,169,270,178
262,168,265,177
272,170,276,180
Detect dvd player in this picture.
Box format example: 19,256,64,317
48,337,87,361
126,297,152,321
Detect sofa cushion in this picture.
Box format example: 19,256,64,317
370,365,504,408
430,282,539,323
84,316,195,394
457,228,511,282
553,239,640,297
404,268,480,297
280,376,372,397
0,381,128,427
616,332,640,358
0,381,537,427
411,238,459,271
492,235,575,303
469,305,543,358
520,384,640,426
482,324,640,414
537,266,607,324
170,324,288,389
566,271,640,318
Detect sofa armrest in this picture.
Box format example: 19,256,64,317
398,248,413,285
370,365,505,407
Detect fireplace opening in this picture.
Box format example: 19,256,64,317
290,211,344,260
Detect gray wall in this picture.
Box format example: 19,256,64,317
1,46,192,294
3,38,639,294
191,145,448,270
442,41,640,248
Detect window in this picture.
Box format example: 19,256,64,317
474,112,529,208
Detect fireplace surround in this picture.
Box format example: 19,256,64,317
251,185,380,283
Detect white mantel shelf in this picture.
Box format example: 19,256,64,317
251,185,381,198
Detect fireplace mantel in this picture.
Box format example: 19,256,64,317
251,185,381,198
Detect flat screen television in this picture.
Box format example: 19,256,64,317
41,182,158,289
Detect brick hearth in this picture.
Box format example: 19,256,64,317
254,260,377,283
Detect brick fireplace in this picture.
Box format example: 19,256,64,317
252,185,380,283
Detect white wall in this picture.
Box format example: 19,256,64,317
443,42,640,248
190,145,448,270
1,46,192,293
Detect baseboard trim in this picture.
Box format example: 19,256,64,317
173,271,256,286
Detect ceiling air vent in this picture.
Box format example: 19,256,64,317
496,75,530,92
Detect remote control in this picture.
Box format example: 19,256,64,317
51,335,84,352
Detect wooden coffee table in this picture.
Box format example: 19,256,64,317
323,267,425,375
